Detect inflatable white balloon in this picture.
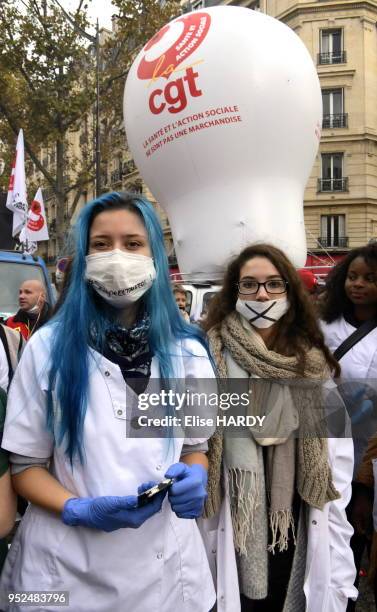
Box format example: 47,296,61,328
124,6,322,274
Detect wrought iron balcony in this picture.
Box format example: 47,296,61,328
318,236,349,248
322,113,348,129
122,159,136,176
317,177,348,192
49,219,56,236
318,51,347,65
111,169,122,184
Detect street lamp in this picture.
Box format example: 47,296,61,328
51,0,101,196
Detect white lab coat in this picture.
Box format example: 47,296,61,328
321,316,377,381
322,316,377,471
0,339,8,391
199,375,356,612
0,326,216,612
304,436,357,610
199,435,357,612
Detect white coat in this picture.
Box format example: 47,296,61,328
321,316,377,381
322,316,377,471
199,435,357,612
0,340,8,391
0,326,216,612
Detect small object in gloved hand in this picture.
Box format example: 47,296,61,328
165,462,208,519
62,482,167,532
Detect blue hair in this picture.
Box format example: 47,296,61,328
47,192,209,462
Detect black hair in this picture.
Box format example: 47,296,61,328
321,244,377,323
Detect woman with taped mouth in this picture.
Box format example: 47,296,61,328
201,243,356,612
0,192,217,612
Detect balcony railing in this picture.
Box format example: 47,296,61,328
49,219,56,236
322,113,348,129
318,236,349,248
318,177,348,192
123,159,136,176
318,51,347,65
111,169,122,184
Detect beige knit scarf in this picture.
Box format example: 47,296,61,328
204,312,340,551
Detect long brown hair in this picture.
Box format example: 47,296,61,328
203,243,340,376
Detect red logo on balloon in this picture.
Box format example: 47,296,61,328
137,12,211,82
27,200,44,232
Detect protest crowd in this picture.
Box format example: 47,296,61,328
1,3,377,612
0,191,376,612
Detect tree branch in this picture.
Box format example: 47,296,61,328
64,159,95,195
0,101,57,189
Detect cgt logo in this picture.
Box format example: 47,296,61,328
27,200,45,232
137,12,211,115
149,67,201,115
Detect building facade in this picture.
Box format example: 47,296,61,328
28,0,377,272
184,0,377,267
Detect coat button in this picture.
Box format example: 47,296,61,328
312,520,317,525
212,549,216,554
157,552,163,560
104,371,111,377
117,409,123,416
156,464,162,471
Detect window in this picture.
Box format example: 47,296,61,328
322,89,347,128
319,29,345,64
202,291,217,317
0,263,46,318
320,215,347,248
319,153,348,192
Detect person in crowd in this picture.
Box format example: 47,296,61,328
0,325,21,573
321,244,377,610
52,258,73,315
297,269,319,301
6,279,50,340
0,324,24,391
353,433,377,606
54,257,70,294
202,243,356,612
173,283,190,322
0,386,16,571
0,192,216,612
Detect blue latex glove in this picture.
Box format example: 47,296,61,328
165,462,208,519
62,481,166,532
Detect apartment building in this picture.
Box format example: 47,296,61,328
184,0,377,267
31,0,377,271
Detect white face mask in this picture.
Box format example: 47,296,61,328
27,304,40,315
55,270,64,285
236,297,289,328
85,249,156,308
25,293,44,315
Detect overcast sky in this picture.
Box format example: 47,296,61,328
60,0,115,31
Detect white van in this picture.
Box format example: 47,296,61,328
171,275,222,322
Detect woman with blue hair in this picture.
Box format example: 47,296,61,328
0,192,216,612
